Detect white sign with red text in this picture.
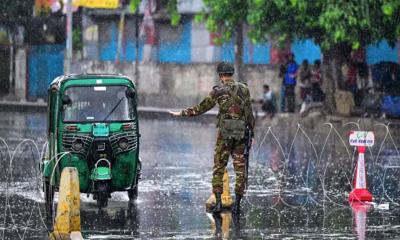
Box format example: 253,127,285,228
349,131,375,147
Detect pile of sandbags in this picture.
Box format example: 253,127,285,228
335,90,355,116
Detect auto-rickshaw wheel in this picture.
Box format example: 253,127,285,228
128,161,141,203
127,185,138,202
128,175,139,203
96,181,109,208
43,178,54,216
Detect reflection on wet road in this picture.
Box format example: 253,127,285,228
1,111,400,239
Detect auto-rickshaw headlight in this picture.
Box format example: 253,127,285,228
72,139,84,151
118,138,129,150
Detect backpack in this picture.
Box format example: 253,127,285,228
219,83,250,141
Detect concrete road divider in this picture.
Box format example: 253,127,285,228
206,168,234,210
49,167,83,240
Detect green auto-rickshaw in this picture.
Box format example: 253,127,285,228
41,74,141,209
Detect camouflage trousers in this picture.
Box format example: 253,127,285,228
212,131,246,196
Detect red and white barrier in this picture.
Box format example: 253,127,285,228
348,131,374,202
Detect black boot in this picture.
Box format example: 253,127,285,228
213,213,223,237
232,194,242,214
213,193,222,213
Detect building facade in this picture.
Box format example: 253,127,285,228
80,0,400,65
3,0,400,103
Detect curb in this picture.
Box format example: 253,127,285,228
0,101,221,121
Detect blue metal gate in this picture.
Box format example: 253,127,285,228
28,44,64,100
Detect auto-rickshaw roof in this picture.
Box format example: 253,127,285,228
50,74,134,90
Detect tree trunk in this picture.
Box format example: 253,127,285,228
322,43,352,113
235,22,244,83
322,51,337,113
8,28,14,97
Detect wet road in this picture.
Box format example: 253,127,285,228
1,110,400,239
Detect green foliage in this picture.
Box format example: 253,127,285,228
196,0,249,44
0,31,9,44
247,0,400,50
0,0,34,44
0,0,34,20
73,27,83,51
167,0,181,26
193,0,400,50
129,0,179,25
129,0,141,13
382,1,400,16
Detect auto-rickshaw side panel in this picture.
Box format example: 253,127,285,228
57,123,92,192
58,151,91,191
43,87,61,186
111,142,139,190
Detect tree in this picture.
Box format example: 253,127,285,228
247,0,400,110
0,0,34,95
195,0,249,82
248,0,400,50
0,0,34,37
0,0,34,21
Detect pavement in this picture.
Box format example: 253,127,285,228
0,99,385,124
0,99,216,114
1,110,400,239
4,99,398,124
0,100,263,120
0,100,47,112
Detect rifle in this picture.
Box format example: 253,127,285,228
243,125,253,190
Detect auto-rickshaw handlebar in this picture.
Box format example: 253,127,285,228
95,158,111,169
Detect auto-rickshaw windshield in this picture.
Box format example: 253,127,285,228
63,85,134,122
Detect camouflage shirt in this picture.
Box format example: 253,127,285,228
181,80,255,131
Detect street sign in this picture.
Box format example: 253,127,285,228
73,0,119,9
349,131,375,147
348,131,374,202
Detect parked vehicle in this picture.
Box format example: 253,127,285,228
41,74,141,210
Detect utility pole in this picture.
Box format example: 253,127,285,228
116,6,126,64
65,0,73,74
134,7,139,89
8,29,14,96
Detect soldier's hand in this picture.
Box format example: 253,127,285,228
168,110,182,116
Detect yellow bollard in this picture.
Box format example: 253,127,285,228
206,168,234,210
49,167,83,240
207,212,232,239
221,211,232,239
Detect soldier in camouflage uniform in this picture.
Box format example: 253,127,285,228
169,62,255,214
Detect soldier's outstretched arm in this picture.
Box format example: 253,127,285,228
169,110,182,116
169,95,216,117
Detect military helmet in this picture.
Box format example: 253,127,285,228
216,61,234,75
